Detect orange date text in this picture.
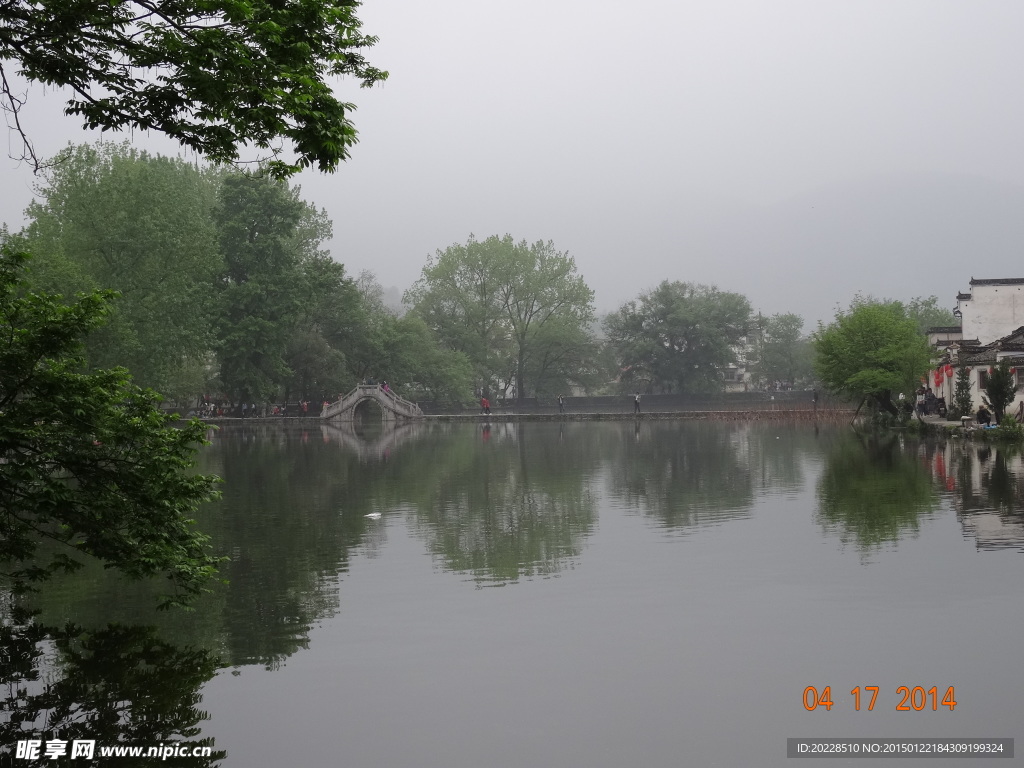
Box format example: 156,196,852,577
802,686,957,712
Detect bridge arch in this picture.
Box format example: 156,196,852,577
321,384,425,423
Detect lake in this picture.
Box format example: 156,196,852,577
5,421,1024,767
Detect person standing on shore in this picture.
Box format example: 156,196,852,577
558,394,565,413
633,392,641,414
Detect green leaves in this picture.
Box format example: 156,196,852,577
406,235,596,399
814,298,933,412
605,281,752,393
1,0,387,177
983,360,1017,423
0,246,221,607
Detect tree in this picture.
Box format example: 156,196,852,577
905,295,958,335
750,312,812,389
214,173,313,403
983,360,1017,424
21,142,222,400
604,281,752,393
0,0,386,177
407,235,595,399
0,247,219,605
814,298,932,415
282,252,361,400
951,365,973,420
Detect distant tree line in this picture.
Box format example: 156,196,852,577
11,143,471,406
7,142,961,408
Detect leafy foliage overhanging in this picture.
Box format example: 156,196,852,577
0,246,220,606
0,0,387,177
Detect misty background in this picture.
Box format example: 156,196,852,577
3,0,1023,326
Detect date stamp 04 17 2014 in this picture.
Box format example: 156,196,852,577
792,686,1013,759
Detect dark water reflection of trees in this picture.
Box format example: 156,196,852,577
604,421,818,529
0,605,224,767
816,432,940,548
9,422,1024,763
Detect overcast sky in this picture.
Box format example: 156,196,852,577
4,0,1024,326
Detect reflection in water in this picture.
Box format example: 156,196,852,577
9,423,1024,767
816,433,939,549
404,423,599,584
606,421,753,527
0,605,223,767
604,421,820,530
607,422,784,529
940,442,1024,551
320,421,427,463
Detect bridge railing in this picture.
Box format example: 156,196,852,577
322,384,424,421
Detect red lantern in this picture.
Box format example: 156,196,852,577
944,364,954,378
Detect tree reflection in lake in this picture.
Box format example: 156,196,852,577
8,422,1024,768
603,421,817,529
0,605,223,767
816,432,940,549
400,422,600,584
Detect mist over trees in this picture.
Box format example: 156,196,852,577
10,144,962,407
749,312,814,390
16,142,470,405
604,282,753,394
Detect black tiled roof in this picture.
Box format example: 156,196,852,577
969,278,1024,286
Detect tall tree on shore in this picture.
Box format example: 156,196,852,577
750,312,812,389
214,173,311,403
982,360,1017,424
21,143,222,399
605,281,752,393
905,295,958,335
407,235,595,399
814,298,932,415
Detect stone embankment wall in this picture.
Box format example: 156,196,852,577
418,390,850,417
425,409,853,423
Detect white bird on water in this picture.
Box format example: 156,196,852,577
364,512,382,520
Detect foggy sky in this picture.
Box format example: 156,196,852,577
3,0,1024,327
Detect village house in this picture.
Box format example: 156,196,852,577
931,278,1024,418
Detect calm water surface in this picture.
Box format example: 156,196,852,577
6,421,1024,767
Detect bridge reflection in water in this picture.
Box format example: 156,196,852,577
320,421,427,463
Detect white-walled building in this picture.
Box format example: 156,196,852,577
956,278,1024,345
929,278,1024,420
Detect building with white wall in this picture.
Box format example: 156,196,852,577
933,278,1024,420
956,278,1024,344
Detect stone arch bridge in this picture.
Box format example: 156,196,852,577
321,384,424,423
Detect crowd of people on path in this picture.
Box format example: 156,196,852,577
190,395,317,419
